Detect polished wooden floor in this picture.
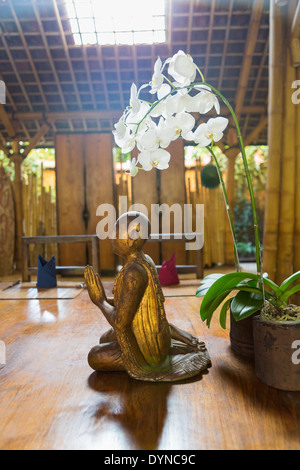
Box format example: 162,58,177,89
0,280,300,450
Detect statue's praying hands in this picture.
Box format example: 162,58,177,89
85,211,211,382
84,267,107,307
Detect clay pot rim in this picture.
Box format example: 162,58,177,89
254,315,300,327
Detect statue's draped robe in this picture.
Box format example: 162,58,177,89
113,255,211,382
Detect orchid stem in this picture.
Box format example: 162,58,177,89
207,146,241,272
202,82,264,296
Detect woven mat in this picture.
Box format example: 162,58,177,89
0,281,85,300
103,279,200,298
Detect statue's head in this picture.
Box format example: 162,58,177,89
112,211,151,257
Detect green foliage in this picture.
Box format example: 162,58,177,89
234,146,267,256
113,147,131,163
0,148,55,181
185,145,268,259
197,270,300,329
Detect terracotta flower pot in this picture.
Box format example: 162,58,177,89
229,310,259,359
253,316,300,391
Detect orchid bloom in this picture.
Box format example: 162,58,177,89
129,83,141,116
112,115,127,141
186,87,220,115
113,115,136,154
137,118,175,151
193,117,229,147
149,57,165,95
164,112,195,141
168,50,197,87
112,51,232,177
126,158,139,177
138,148,171,172
129,83,149,117
165,89,190,116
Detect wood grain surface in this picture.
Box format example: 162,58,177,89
0,291,300,450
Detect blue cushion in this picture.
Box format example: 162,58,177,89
36,254,57,288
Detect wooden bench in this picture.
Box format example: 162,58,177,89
149,233,204,279
21,235,100,282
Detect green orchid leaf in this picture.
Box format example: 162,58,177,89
231,290,264,322
281,284,300,303
203,291,232,327
261,274,280,295
196,274,226,298
200,272,257,319
201,273,226,281
279,271,300,294
219,298,232,330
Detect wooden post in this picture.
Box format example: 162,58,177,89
295,67,300,304
11,145,24,271
263,0,285,280
276,50,296,284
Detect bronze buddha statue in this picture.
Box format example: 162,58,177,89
85,211,211,382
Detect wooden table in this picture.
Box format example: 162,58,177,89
0,288,300,450
21,235,100,282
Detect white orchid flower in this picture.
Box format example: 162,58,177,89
164,89,190,116
130,83,140,115
137,118,174,151
112,115,127,141
149,84,172,118
149,57,165,95
126,158,139,177
118,134,136,154
129,83,149,117
164,111,195,141
157,83,171,100
138,148,171,171
126,102,151,133
113,116,136,153
168,50,197,87
185,89,220,115
193,117,229,147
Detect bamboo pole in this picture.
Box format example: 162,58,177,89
276,50,297,284
263,0,285,280
295,66,300,304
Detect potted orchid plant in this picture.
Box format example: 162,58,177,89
112,50,262,333
112,50,300,390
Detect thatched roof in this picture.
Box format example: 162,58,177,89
0,0,269,148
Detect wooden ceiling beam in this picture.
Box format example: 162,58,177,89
234,0,265,119
8,106,266,123
22,123,51,158
244,116,268,146
0,104,16,138
227,0,264,146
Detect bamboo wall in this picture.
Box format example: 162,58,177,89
22,170,57,266
263,0,300,300
185,159,227,268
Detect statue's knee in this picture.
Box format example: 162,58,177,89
88,345,103,371
88,342,124,371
